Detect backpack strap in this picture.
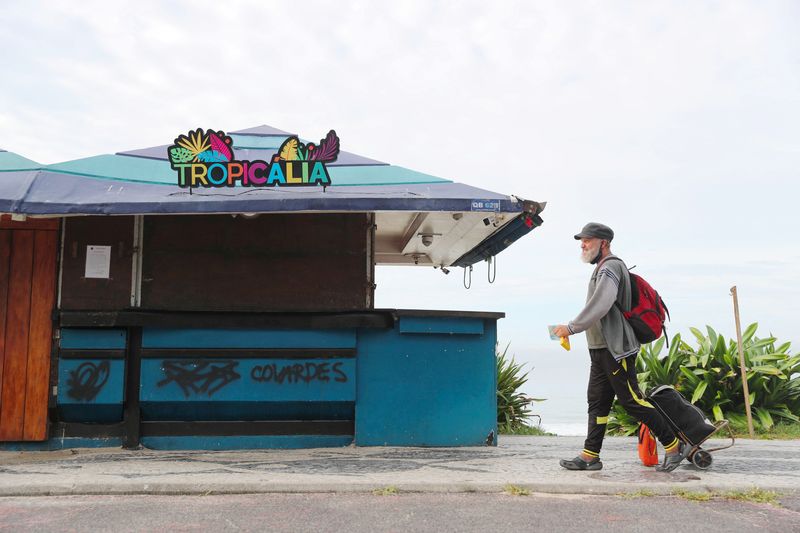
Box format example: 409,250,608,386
597,255,625,270
660,295,671,321
597,256,629,312
659,295,671,348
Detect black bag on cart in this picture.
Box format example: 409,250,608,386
647,385,716,446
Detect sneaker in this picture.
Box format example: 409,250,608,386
656,441,689,472
559,455,603,471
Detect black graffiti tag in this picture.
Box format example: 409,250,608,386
67,361,111,401
251,361,348,384
158,360,241,397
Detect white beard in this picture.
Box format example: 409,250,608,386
581,242,600,263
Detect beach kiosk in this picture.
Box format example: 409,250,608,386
0,127,544,450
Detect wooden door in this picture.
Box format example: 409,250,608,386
0,216,59,441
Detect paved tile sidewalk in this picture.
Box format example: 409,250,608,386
1,436,797,496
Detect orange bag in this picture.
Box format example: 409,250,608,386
638,423,659,466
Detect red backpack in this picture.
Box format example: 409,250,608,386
603,258,670,344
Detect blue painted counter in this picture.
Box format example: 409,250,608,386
356,315,497,446
57,328,127,422
50,310,501,449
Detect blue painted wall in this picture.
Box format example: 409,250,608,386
51,316,499,449
57,359,125,422
142,328,356,348
141,358,355,402
61,328,127,349
57,329,127,422
139,401,354,421
355,317,497,446
140,435,353,450
398,316,484,335
140,356,356,423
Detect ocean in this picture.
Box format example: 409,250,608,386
517,342,592,437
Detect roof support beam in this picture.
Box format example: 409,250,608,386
399,212,428,254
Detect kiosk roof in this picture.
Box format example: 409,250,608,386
0,127,545,267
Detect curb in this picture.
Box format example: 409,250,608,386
1,481,797,498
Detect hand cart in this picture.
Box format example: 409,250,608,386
647,385,735,470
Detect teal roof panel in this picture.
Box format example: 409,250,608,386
44,154,448,186
0,150,41,172
47,155,176,185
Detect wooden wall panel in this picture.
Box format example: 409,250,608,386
22,231,57,440
0,231,10,405
0,216,59,231
0,230,34,440
60,216,134,310
141,214,369,312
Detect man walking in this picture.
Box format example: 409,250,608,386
552,222,688,472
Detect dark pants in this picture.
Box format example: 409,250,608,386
584,348,678,456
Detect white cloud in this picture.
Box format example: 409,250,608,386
2,0,798,424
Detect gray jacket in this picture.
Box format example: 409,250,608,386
567,254,640,360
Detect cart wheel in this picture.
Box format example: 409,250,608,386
691,449,713,470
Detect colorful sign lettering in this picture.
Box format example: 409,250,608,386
168,129,340,188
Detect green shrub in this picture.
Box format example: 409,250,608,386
497,344,545,432
607,324,799,435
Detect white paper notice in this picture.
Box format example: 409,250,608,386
85,245,111,279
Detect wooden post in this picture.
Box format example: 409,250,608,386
730,286,755,438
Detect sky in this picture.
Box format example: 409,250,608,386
2,1,798,432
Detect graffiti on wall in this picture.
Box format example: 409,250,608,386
67,361,110,401
251,361,348,384
158,360,241,397
156,359,352,397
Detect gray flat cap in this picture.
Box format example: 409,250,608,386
574,222,614,241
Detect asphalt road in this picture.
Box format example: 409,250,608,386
1,493,798,532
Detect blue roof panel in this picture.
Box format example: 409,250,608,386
13,171,514,215
0,170,38,212
229,125,295,136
